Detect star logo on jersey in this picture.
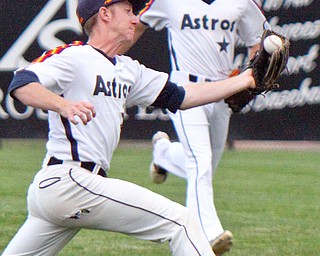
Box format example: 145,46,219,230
200,0,216,4
217,37,230,53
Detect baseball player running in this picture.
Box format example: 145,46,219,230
2,0,258,255
127,0,268,254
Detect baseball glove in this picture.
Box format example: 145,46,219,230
225,69,256,113
248,29,290,94
225,90,256,113
225,29,290,113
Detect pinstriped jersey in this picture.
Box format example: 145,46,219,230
140,0,268,80
22,43,168,169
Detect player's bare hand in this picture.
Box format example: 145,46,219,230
242,68,256,89
60,100,96,125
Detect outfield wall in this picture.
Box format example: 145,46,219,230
0,0,319,140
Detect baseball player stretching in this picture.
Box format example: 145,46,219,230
127,0,268,254
2,0,258,255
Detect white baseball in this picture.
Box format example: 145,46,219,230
263,35,283,54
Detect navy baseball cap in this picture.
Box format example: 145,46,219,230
76,0,148,26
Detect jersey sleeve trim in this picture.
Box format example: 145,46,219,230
8,69,40,100
151,81,185,113
32,41,84,63
139,0,155,16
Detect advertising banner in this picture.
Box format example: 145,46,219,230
0,0,319,140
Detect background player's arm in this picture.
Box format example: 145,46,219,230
11,82,96,125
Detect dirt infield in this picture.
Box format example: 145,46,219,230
230,140,320,151
118,140,320,151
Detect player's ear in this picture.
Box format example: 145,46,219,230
99,6,112,22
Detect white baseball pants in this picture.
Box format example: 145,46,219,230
153,70,232,242
2,164,215,256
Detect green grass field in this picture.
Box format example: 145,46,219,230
0,139,319,255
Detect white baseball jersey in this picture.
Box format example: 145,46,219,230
4,42,215,256
140,0,267,80
15,42,168,170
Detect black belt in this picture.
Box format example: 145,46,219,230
47,156,107,177
189,74,212,82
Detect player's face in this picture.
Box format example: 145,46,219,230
110,2,139,43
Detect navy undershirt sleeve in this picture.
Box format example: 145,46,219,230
151,81,185,113
8,70,40,99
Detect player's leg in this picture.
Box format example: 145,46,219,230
207,101,231,177
206,101,233,254
26,165,214,255
152,131,187,179
2,216,80,256
150,105,213,181
66,172,215,256
172,106,224,241
2,181,80,256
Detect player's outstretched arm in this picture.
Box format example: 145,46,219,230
12,82,96,125
179,69,256,110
